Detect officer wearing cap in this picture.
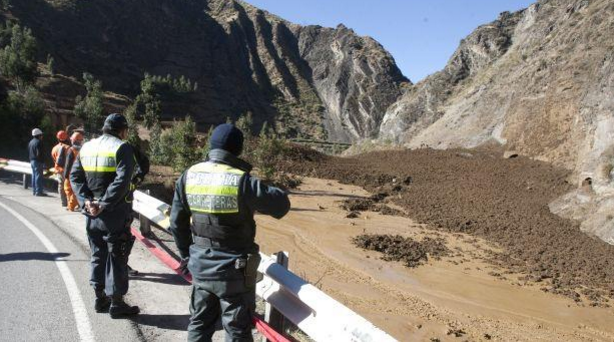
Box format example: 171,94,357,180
70,113,139,318
170,123,291,341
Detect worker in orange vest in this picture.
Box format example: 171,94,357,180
63,132,85,211
51,130,71,207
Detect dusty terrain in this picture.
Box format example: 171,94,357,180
256,177,614,341
280,146,614,308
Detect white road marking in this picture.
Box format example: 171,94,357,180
0,201,95,342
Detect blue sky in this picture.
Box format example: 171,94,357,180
244,0,534,82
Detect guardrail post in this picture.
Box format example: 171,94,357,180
262,251,288,342
22,173,28,190
139,190,152,236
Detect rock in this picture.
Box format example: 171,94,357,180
503,151,519,159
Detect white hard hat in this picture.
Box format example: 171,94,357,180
31,128,43,136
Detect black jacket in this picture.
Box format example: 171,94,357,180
28,138,43,162
70,134,135,213
170,149,291,281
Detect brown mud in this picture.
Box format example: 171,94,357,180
256,178,614,341
279,146,614,307
353,234,449,267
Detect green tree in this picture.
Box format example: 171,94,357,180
138,73,162,129
169,116,199,171
252,122,286,181
124,103,141,146
0,24,38,90
46,54,54,76
74,73,104,135
149,117,199,171
235,111,254,158
148,120,164,164
0,86,46,159
200,126,214,159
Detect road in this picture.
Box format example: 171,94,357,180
0,196,142,342
0,177,235,341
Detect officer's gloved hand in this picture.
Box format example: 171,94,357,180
178,257,190,275
132,174,144,186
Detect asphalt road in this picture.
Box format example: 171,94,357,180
0,196,142,342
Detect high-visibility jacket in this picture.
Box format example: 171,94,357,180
185,161,254,247
51,142,70,173
73,134,135,208
169,149,291,281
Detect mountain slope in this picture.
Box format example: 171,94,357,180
4,0,407,140
380,0,614,180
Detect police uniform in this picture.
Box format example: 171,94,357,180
170,125,290,342
70,114,139,317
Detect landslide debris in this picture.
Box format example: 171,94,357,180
352,234,449,268
281,145,614,306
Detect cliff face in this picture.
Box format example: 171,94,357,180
380,0,614,179
293,24,409,141
4,0,407,140
377,0,614,243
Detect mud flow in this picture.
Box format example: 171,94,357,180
279,145,614,307
353,234,449,267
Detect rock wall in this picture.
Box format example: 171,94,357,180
380,0,614,180
4,0,407,141
378,0,614,242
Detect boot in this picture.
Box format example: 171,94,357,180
94,290,110,313
109,295,140,318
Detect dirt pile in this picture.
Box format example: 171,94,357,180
353,234,449,268
281,146,614,306
340,194,405,217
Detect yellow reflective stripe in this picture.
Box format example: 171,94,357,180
185,185,238,196
79,151,117,158
190,208,239,214
189,163,245,175
83,166,117,172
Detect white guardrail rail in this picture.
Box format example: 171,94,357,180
1,158,397,342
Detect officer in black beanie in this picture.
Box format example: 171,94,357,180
170,123,290,341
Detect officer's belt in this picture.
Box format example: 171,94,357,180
192,235,251,250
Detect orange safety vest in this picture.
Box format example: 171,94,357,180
51,142,70,173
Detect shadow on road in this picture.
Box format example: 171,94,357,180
131,272,189,286
0,252,70,262
133,314,191,331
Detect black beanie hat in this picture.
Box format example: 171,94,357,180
209,123,244,156
103,113,129,131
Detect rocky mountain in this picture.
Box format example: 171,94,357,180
380,0,613,178
4,0,407,141
377,0,614,243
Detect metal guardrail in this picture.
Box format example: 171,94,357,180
1,157,397,342
0,158,59,189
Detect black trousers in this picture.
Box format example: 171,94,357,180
188,279,255,342
86,210,133,297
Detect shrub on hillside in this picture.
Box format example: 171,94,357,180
0,23,37,89
74,73,104,135
149,116,200,172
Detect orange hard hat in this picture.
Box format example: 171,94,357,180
56,130,68,141
70,132,84,144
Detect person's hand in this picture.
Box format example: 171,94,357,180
85,200,102,216
132,175,144,186
178,257,190,275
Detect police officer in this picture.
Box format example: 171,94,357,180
170,124,290,341
70,113,139,318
